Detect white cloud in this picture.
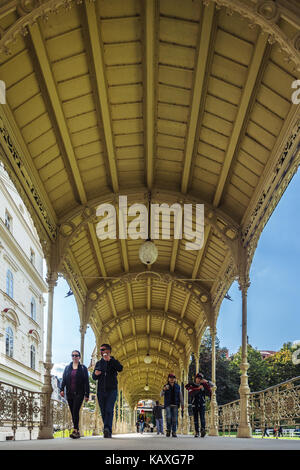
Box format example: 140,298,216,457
52,363,67,379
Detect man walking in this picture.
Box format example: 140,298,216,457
153,400,164,435
92,343,123,438
160,373,184,437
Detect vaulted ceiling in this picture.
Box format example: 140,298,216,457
0,0,299,406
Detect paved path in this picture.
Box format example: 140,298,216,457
0,433,299,450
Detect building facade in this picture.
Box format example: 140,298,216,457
0,162,47,393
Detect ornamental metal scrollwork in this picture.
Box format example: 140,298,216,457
0,119,57,241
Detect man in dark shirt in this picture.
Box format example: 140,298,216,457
185,372,211,438
92,343,123,438
160,373,184,437
152,400,164,435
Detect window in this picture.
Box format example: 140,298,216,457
5,327,13,357
5,210,12,232
6,270,13,298
30,297,36,321
30,249,35,265
30,345,36,369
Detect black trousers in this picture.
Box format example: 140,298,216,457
193,405,206,433
67,393,84,430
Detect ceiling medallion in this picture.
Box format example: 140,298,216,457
257,1,278,21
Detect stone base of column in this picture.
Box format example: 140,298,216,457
38,363,53,440
208,426,219,436
237,361,252,438
208,387,219,436
38,425,54,439
237,424,252,438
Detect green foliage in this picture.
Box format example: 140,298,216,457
265,342,300,386
230,345,270,391
189,334,300,405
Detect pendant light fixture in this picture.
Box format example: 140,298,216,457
139,192,158,266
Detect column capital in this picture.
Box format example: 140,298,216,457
238,276,250,293
46,272,58,289
79,324,87,335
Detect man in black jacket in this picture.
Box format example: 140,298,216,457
185,373,212,438
92,343,123,438
152,400,164,435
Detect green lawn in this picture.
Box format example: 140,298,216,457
53,429,95,438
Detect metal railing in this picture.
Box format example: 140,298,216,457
214,376,300,435
0,380,96,440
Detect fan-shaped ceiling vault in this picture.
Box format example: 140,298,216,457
0,0,299,404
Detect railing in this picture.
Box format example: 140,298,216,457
0,380,96,440
216,376,300,435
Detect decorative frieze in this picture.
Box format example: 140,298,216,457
0,119,57,243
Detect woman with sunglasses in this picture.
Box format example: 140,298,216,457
92,343,123,438
60,350,90,439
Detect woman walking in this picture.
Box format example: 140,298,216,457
60,350,90,439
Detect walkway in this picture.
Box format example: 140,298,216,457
0,433,299,450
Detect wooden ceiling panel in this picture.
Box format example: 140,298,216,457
41,7,81,40
28,128,57,159
104,42,142,66
157,103,189,123
74,140,104,160
22,113,52,144
215,29,254,66
160,17,199,48
71,127,101,148
217,8,258,44
13,94,45,129
6,73,39,110
256,85,290,120
99,0,140,18
101,17,141,44
159,43,195,70
160,0,202,21
51,53,89,82
45,28,85,63
62,93,95,119
263,62,297,101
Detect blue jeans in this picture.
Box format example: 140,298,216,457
156,418,164,434
165,406,178,433
97,389,117,434
193,405,205,433
140,421,145,433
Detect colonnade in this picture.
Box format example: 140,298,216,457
38,269,252,439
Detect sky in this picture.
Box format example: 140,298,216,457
217,168,300,354
48,169,300,377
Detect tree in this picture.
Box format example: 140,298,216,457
230,345,270,392
189,332,240,405
265,342,300,386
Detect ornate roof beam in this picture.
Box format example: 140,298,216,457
213,31,270,207
27,22,87,205
82,0,119,193
181,1,217,194
142,0,158,190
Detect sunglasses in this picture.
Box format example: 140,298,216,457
72,354,80,357
100,348,109,352
169,375,176,378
